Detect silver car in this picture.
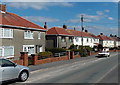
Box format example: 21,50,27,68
0,58,29,82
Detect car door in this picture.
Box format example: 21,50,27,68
1,59,19,81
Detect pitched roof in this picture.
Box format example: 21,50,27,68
46,27,73,36
66,29,98,38
66,29,82,36
110,37,120,41
97,35,113,40
0,12,46,30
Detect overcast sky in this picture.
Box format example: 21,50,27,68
2,1,118,36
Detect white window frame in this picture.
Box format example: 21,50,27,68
0,46,14,58
24,30,34,39
0,28,13,38
38,32,41,39
23,45,35,55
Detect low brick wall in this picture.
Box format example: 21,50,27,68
35,56,69,65
13,60,23,65
73,54,81,58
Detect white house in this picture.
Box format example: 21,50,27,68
97,33,114,48
110,36,120,47
66,29,99,48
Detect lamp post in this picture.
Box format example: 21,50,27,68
81,15,84,46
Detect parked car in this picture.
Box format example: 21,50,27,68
0,58,29,82
98,51,110,57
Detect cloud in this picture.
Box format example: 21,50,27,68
7,2,74,10
104,9,110,13
23,16,59,23
96,11,104,15
108,17,114,20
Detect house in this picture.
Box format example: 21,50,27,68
66,29,99,48
46,25,74,49
0,4,46,58
110,36,120,47
97,33,114,48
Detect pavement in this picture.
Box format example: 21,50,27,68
29,52,117,72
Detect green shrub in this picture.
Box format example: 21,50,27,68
69,44,78,49
46,48,66,54
37,51,53,59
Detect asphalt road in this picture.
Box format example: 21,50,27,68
18,52,119,84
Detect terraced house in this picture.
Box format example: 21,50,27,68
66,29,99,48
0,4,46,58
97,33,114,48
46,25,74,49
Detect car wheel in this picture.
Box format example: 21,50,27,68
18,71,29,82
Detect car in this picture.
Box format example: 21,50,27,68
98,51,110,57
0,58,29,82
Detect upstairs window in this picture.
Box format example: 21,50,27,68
0,28,13,38
24,30,33,39
38,32,41,39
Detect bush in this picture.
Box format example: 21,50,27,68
46,48,66,54
69,44,78,49
37,51,53,59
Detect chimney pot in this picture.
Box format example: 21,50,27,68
100,33,103,35
85,30,88,32
44,22,47,29
74,27,76,30
0,4,6,12
63,25,67,29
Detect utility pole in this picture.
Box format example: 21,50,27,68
81,15,84,46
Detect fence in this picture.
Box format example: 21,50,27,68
8,49,117,66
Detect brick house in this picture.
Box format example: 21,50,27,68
97,33,114,48
46,25,74,49
0,4,46,58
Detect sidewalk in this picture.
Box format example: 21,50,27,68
29,54,97,72
29,52,117,72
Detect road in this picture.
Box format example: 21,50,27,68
17,52,119,84
5,52,119,85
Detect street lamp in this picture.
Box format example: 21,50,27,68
81,15,84,46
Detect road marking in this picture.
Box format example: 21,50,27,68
95,64,118,83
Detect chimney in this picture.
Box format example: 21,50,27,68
0,4,6,12
85,30,88,32
44,22,47,29
63,24,67,29
100,33,103,35
74,27,76,30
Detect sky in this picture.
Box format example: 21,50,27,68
2,2,118,36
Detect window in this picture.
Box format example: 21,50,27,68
69,37,73,42
0,28,13,38
75,37,79,42
61,37,66,42
38,32,41,39
24,31,33,39
0,47,2,57
1,59,15,67
0,46,14,58
23,45,35,55
87,38,89,43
